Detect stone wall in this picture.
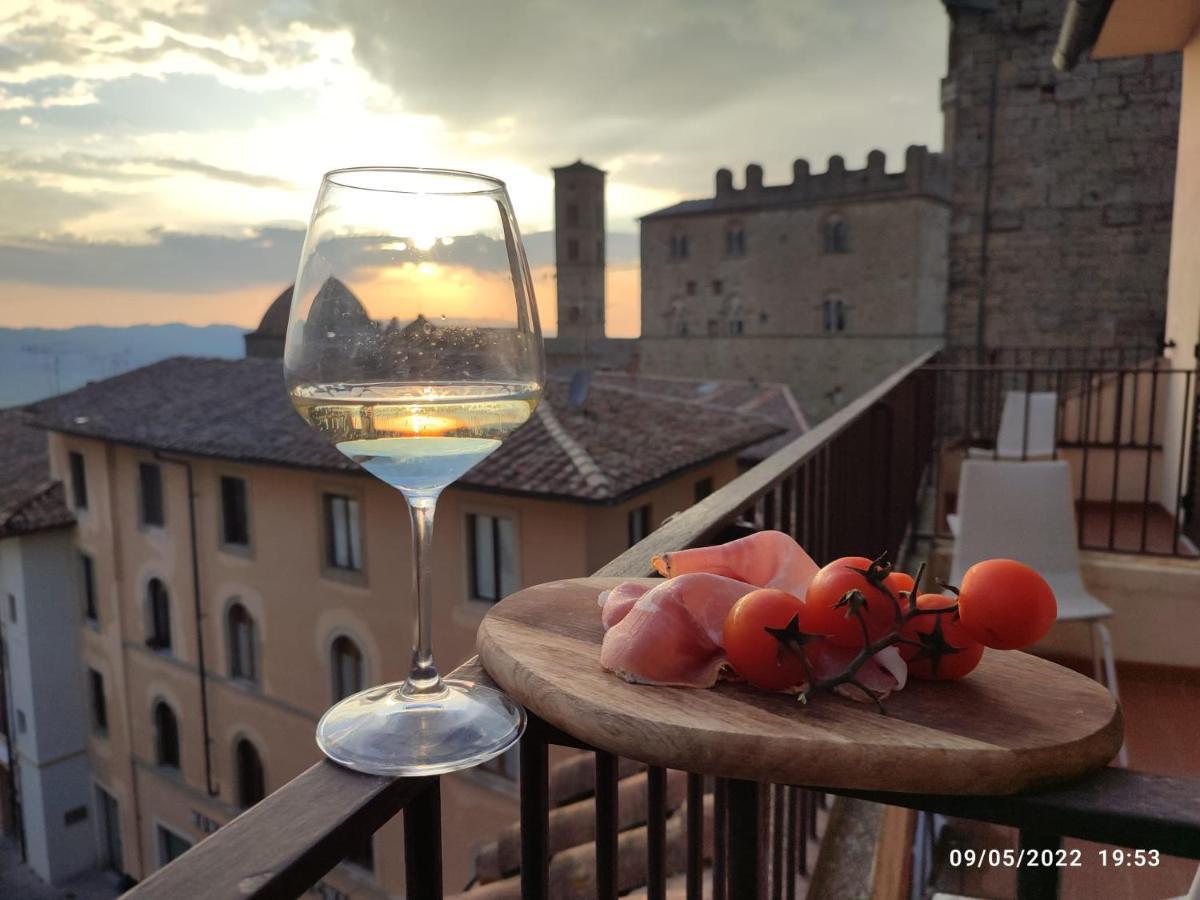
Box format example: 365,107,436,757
942,0,1180,353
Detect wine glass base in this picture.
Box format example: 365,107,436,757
316,677,526,776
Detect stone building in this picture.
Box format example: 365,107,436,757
636,148,951,420
941,0,1180,356
553,161,607,346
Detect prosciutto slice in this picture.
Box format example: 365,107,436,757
599,573,755,687
652,530,820,597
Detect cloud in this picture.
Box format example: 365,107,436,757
0,178,109,234
0,150,294,189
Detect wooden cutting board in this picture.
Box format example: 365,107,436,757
477,577,1124,795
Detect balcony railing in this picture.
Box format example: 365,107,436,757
125,351,1200,900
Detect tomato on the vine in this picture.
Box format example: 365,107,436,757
723,589,820,692
803,556,904,648
898,593,984,680
955,559,1057,650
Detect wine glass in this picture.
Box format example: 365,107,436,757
285,167,544,775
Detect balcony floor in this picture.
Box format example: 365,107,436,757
1077,501,1199,558
933,659,1200,899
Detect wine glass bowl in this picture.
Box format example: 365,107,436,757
285,167,543,775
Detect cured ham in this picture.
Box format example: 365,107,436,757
652,530,820,597
599,573,756,687
599,530,908,702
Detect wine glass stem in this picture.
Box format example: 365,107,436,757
403,493,444,697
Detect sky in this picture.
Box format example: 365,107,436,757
0,0,948,337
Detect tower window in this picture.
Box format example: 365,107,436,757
567,238,579,262
725,226,746,257
822,297,848,333
823,215,849,253
712,280,723,295
565,203,579,227
685,281,697,296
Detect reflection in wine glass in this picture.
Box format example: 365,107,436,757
285,167,544,776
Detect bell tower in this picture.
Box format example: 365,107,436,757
553,160,606,344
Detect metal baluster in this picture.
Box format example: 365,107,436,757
727,780,761,900
1172,371,1194,556
686,774,704,900
1015,831,1061,900
519,722,549,900
595,751,619,900
797,791,808,878
713,778,729,900
1108,371,1126,551
404,779,443,900
647,767,667,900
770,784,784,900
785,788,798,900
1140,364,1160,553
1079,369,1093,548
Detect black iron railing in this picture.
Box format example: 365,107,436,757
926,360,1198,556
124,351,1200,900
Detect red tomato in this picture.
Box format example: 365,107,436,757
899,594,984,680
886,571,915,610
803,556,905,648
956,559,1057,650
723,589,818,692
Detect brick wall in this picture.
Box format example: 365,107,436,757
943,0,1180,353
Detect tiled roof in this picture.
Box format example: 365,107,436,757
588,372,808,464
29,357,782,504
0,407,74,538
639,198,717,220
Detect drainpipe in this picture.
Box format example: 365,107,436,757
154,454,218,798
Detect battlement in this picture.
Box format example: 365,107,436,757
706,145,950,211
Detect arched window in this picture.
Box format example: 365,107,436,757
146,578,171,651
331,636,364,702
153,701,180,769
823,215,849,253
227,603,258,683
235,738,265,809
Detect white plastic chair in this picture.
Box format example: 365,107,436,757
967,390,1058,460
949,459,1125,763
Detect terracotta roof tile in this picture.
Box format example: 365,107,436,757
0,408,73,538
29,357,783,504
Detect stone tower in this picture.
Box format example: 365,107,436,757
553,160,606,344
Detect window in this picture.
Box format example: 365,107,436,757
694,478,715,502
139,462,164,527
220,476,250,547
16,710,26,733
822,297,848,334
566,238,579,262
707,319,719,337
823,215,849,253
565,202,579,227
345,836,374,873
712,279,723,295
96,787,123,871
227,603,258,682
81,554,97,622
669,234,690,260
725,226,746,257
68,451,88,510
88,668,108,735
627,505,651,547
235,739,265,809
157,825,192,867
323,494,362,572
730,319,745,336
6,593,14,623
153,701,180,769
685,280,696,297
467,513,517,602
479,744,519,782
678,320,690,337
146,578,171,651
330,636,364,702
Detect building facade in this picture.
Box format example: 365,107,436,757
636,148,950,420
28,337,780,896
941,0,1180,355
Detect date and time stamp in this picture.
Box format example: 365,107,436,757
949,848,1162,869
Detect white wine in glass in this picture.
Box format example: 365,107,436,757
285,167,544,776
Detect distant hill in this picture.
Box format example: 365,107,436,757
0,324,246,408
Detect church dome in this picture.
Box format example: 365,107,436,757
244,285,293,358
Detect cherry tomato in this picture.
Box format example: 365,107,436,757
956,559,1057,650
886,571,915,610
723,589,816,692
899,593,984,680
803,556,905,648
